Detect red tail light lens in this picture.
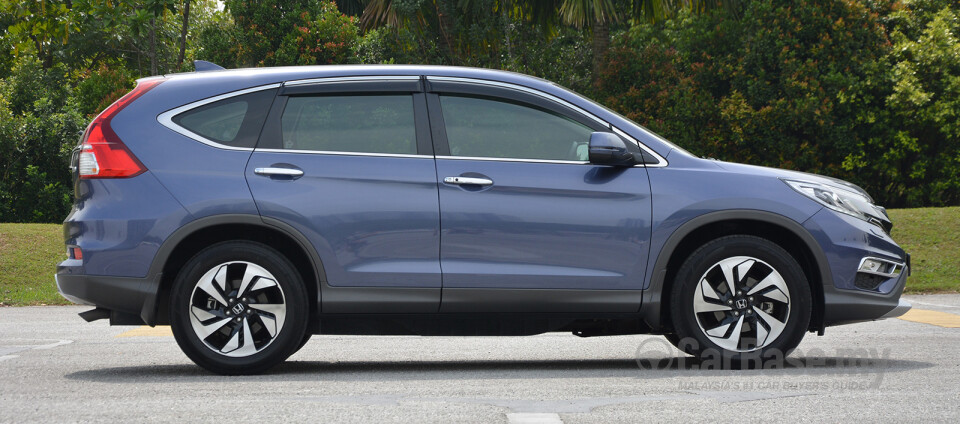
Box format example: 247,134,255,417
78,78,164,179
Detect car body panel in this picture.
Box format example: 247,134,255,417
55,65,910,335
245,153,442,290
435,159,652,291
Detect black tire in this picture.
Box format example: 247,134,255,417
296,332,313,353
669,235,811,367
170,241,308,375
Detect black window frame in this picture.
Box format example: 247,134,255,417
257,78,434,156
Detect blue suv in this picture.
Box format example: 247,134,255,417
57,65,911,374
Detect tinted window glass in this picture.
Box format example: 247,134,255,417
280,95,417,155
173,89,276,148
439,95,594,161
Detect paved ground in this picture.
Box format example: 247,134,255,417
1,294,959,423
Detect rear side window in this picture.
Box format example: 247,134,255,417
172,88,277,148
280,95,417,155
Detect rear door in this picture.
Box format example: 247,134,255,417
426,77,653,312
246,77,440,313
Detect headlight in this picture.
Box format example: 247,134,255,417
782,179,876,222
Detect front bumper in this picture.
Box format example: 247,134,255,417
55,271,163,325
880,298,912,319
822,266,910,326
802,208,912,326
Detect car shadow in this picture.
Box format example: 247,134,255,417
64,356,932,383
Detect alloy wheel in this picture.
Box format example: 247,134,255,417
692,256,791,352
188,261,287,357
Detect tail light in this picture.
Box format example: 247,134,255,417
78,78,164,179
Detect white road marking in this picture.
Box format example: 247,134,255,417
507,413,564,424
0,339,73,362
33,340,73,350
909,300,960,309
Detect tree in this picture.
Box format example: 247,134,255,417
1,0,74,68
178,0,191,66
557,0,618,73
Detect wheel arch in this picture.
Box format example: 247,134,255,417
641,210,831,334
142,214,326,326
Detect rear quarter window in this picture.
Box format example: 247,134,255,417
172,88,277,148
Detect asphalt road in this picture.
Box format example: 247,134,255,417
1,294,959,423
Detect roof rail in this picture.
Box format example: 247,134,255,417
193,60,225,72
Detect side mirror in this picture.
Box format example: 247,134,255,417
588,132,636,167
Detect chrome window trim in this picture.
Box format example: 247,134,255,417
427,76,608,127
256,148,431,159
426,76,668,167
283,75,421,86
435,155,589,165
157,83,281,151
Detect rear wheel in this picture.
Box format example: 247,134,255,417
669,235,811,366
170,241,308,375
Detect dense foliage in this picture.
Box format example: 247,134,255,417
598,0,960,207
0,0,958,222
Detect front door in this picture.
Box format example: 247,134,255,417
426,79,653,312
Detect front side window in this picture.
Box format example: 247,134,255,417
280,95,417,155
439,95,594,161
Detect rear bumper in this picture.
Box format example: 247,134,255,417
55,270,162,325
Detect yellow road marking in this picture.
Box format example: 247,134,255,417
115,326,173,338
898,309,960,328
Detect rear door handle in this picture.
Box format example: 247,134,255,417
443,176,493,186
255,167,304,177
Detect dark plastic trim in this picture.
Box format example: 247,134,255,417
639,209,833,332
56,272,162,325
144,214,328,324
439,288,643,313
821,269,908,326
320,287,440,314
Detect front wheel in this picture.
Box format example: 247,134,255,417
669,235,811,366
170,241,308,375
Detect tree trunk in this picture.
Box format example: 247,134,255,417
592,18,609,76
178,0,191,67
434,1,456,65
149,17,157,75
502,0,512,67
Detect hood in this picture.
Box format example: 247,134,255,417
711,160,892,231
712,160,873,200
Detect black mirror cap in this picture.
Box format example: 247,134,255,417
588,132,636,167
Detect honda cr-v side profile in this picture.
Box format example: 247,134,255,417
57,64,911,374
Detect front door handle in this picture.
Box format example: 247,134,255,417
444,176,493,186
255,167,304,177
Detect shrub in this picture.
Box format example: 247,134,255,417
843,1,960,206
0,57,86,223
274,2,360,65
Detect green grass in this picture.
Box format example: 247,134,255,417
888,206,960,293
0,206,957,306
0,223,69,306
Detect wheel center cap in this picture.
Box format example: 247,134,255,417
232,303,245,315
735,298,748,310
